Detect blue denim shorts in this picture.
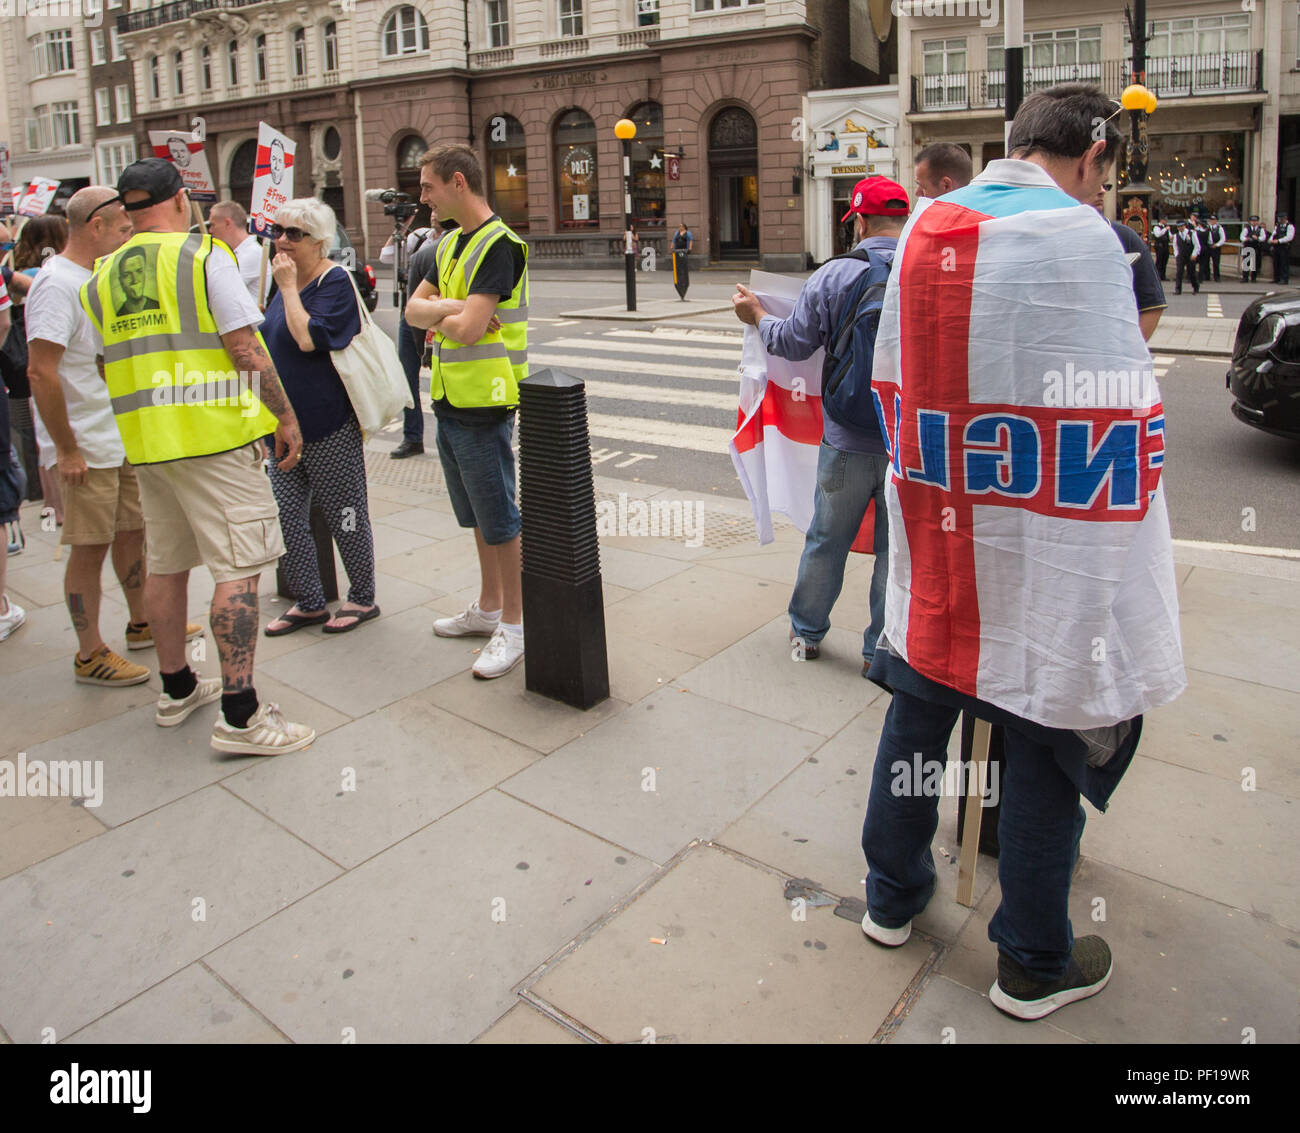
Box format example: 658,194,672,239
434,414,520,545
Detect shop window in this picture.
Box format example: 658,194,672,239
627,101,665,229
487,113,529,232
396,134,428,198
555,109,597,227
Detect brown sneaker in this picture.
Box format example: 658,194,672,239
74,645,150,687
126,621,203,651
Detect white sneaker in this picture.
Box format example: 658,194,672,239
211,701,315,755
0,597,25,642
433,601,500,638
861,910,912,947
472,626,524,679
156,676,223,727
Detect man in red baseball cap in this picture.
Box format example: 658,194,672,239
734,175,910,675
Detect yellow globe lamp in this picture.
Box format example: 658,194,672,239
1120,83,1151,111
614,118,637,141
1144,90,1158,114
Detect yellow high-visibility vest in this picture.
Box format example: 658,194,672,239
80,232,278,465
431,217,529,409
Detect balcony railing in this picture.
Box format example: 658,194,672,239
118,0,267,36
539,36,589,58
911,50,1262,112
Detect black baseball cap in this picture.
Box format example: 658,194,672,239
116,158,185,211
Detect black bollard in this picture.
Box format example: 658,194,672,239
517,368,609,709
276,505,338,602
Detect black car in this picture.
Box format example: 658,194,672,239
1227,291,1300,440
328,224,378,313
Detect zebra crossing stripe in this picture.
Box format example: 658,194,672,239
586,412,734,452
528,351,739,384
544,336,743,361
583,380,736,411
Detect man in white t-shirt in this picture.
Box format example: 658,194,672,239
208,199,264,303
28,187,202,686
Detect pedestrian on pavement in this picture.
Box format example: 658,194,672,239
80,157,314,754
405,144,529,680
672,221,693,299
860,82,1185,1022
1173,220,1200,295
27,187,203,686
1149,218,1170,281
259,198,379,637
1270,212,1294,284
733,175,922,675
0,275,25,643
1241,214,1266,282
382,204,436,459
208,201,264,303
912,141,973,200
1195,218,1213,284
1204,218,1226,282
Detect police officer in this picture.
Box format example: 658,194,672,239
1149,218,1170,281
1240,214,1266,282
1204,217,1226,282
1270,212,1295,285
1196,218,1213,283
1173,220,1200,295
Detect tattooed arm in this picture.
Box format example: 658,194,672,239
221,324,303,471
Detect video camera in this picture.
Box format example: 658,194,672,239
365,187,418,221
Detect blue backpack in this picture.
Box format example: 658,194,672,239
820,247,892,433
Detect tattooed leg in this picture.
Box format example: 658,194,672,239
210,576,260,693
144,570,190,673
111,527,148,625
65,542,110,658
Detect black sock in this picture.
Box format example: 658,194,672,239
222,688,259,729
128,620,148,631
161,666,198,700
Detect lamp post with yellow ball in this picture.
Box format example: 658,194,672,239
615,117,637,311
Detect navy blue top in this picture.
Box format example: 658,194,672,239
261,267,363,443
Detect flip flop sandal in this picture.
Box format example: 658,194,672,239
265,609,331,637
322,605,381,634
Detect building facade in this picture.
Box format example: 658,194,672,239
89,0,139,186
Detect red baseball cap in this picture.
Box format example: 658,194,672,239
840,176,910,222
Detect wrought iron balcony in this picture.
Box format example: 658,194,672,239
118,0,268,36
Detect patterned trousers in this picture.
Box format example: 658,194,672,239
267,415,376,611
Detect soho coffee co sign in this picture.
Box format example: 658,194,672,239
1160,174,1209,209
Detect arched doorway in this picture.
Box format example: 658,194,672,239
229,138,258,207
708,107,758,262
395,134,428,200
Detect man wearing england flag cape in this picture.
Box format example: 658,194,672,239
859,84,1186,1022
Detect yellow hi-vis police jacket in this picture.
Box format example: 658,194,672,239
431,217,529,409
80,232,278,465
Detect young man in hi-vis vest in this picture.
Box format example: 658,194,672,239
81,158,314,755
406,144,529,680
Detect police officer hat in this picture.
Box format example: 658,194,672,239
1249,214,1260,221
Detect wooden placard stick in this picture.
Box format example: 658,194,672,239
190,198,208,235
956,716,992,907
257,239,270,308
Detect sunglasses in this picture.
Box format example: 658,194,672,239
268,224,311,242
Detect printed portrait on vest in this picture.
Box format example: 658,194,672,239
113,246,161,317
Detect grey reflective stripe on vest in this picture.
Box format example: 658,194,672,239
438,342,510,363
497,306,528,324
110,374,251,416
461,222,506,285
102,234,221,364
84,272,104,329
507,349,527,366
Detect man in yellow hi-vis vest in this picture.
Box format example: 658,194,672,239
406,144,529,680
81,158,314,755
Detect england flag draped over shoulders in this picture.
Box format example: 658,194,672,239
872,164,1186,730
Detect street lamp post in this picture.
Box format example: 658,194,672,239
615,117,637,312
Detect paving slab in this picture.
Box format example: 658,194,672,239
531,844,937,1044
936,859,1300,1044
66,964,287,1044
596,545,691,591
1081,751,1299,931
375,538,481,592
0,792,106,882
224,693,539,869
368,522,437,563
1181,565,1300,612
604,630,703,706
372,506,466,541
472,1003,586,1044
720,698,996,944
0,593,128,678
0,786,340,1042
204,790,655,1044
678,615,884,737
889,974,1086,1044
561,299,734,321
5,654,158,751
1176,577,1300,693
603,563,789,659
503,687,823,864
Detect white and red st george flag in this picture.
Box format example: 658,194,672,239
729,271,874,552
872,175,1186,729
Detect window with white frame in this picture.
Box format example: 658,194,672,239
637,0,660,26
115,84,131,123
1132,13,1251,58
694,0,763,11
148,55,160,100
559,0,582,35
107,0,122,9
84,0,102,13
1126,12,1252,92
200,45,212,90
227,39,239,86
383,7,429,57
47,29,75,72
487,0,508,47
921,37,968,108
323,21,339,71
91,30,106,65
96,88,112,126
292,27,307,76
98,140,135,185
172,50,185,96
110,28,124,61
255,33,267,81
52,102,80,147
28,107,50,151
29,37,47,78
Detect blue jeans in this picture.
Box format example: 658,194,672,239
434,413,520,545
398,314,424,444
788,440,889,661
861,687,1088,980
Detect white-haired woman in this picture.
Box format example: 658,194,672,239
261,198,379,635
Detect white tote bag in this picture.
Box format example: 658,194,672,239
327,264,414,434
